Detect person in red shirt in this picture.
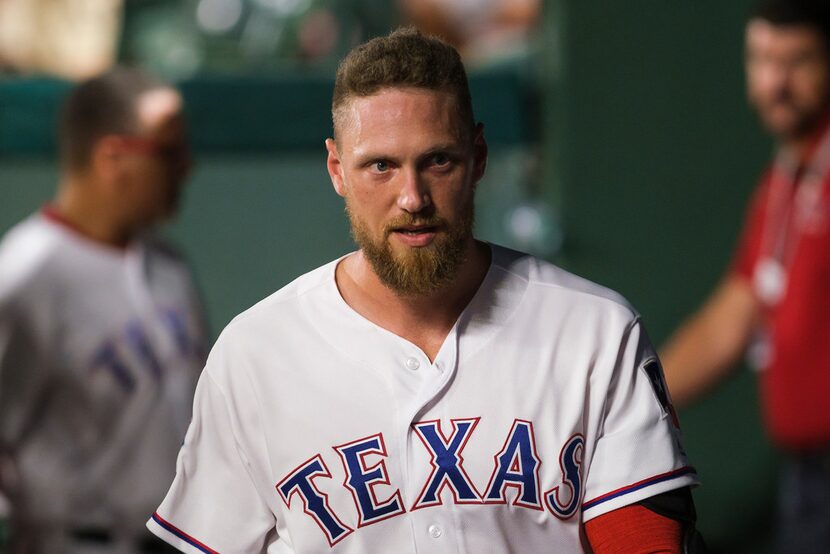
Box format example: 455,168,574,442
661,0,830,550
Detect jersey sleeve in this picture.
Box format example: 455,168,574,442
582,318,699,522
585,503,683,553
147,344,277,553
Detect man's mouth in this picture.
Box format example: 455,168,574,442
388,224,441,247
394,225,438,235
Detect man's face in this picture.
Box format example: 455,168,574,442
326,87,487,295
119,88,192,226
746,19,830,141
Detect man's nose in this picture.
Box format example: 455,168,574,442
397,168,431,213
759,59,792,94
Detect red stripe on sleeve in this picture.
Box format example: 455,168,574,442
585,503,682,554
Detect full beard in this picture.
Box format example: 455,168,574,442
758,94,830,141
346,200,475,296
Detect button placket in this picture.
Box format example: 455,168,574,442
402,332,459,553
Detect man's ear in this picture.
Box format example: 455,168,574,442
472,123,488,186
90,136,124,184
325,138,347,197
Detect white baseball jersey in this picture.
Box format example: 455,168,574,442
149,244,697,553
0,210,208,551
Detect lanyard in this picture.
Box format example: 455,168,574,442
755,130,830,306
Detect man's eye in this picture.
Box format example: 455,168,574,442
373,161,389,172
431,153,450,166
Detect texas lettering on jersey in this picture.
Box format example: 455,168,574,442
276,418,584,547
88,306,205,394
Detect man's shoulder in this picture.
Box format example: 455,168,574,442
489,244,637,319
0,214,63,302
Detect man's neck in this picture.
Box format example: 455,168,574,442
335,240,491,361
782,106,830,165
52,177,132,248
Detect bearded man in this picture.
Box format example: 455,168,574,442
148,27,702,553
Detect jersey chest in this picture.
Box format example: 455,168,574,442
243,322,610,553
34,250,205,404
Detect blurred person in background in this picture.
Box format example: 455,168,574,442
398,0,540,66
0,67,207,553
660,0,830,550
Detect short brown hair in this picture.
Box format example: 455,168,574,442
331,26,474,139
752,0,830,51
750,0,830,56
59,67,167,172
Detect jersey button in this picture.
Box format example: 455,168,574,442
428,524,443,539
405,357,420,371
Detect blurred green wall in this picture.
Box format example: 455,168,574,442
546,1,778,551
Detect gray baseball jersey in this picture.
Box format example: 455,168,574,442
0,210,208,551
149,244,697,553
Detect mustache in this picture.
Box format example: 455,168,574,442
766,89,796,108
383,214,446,234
